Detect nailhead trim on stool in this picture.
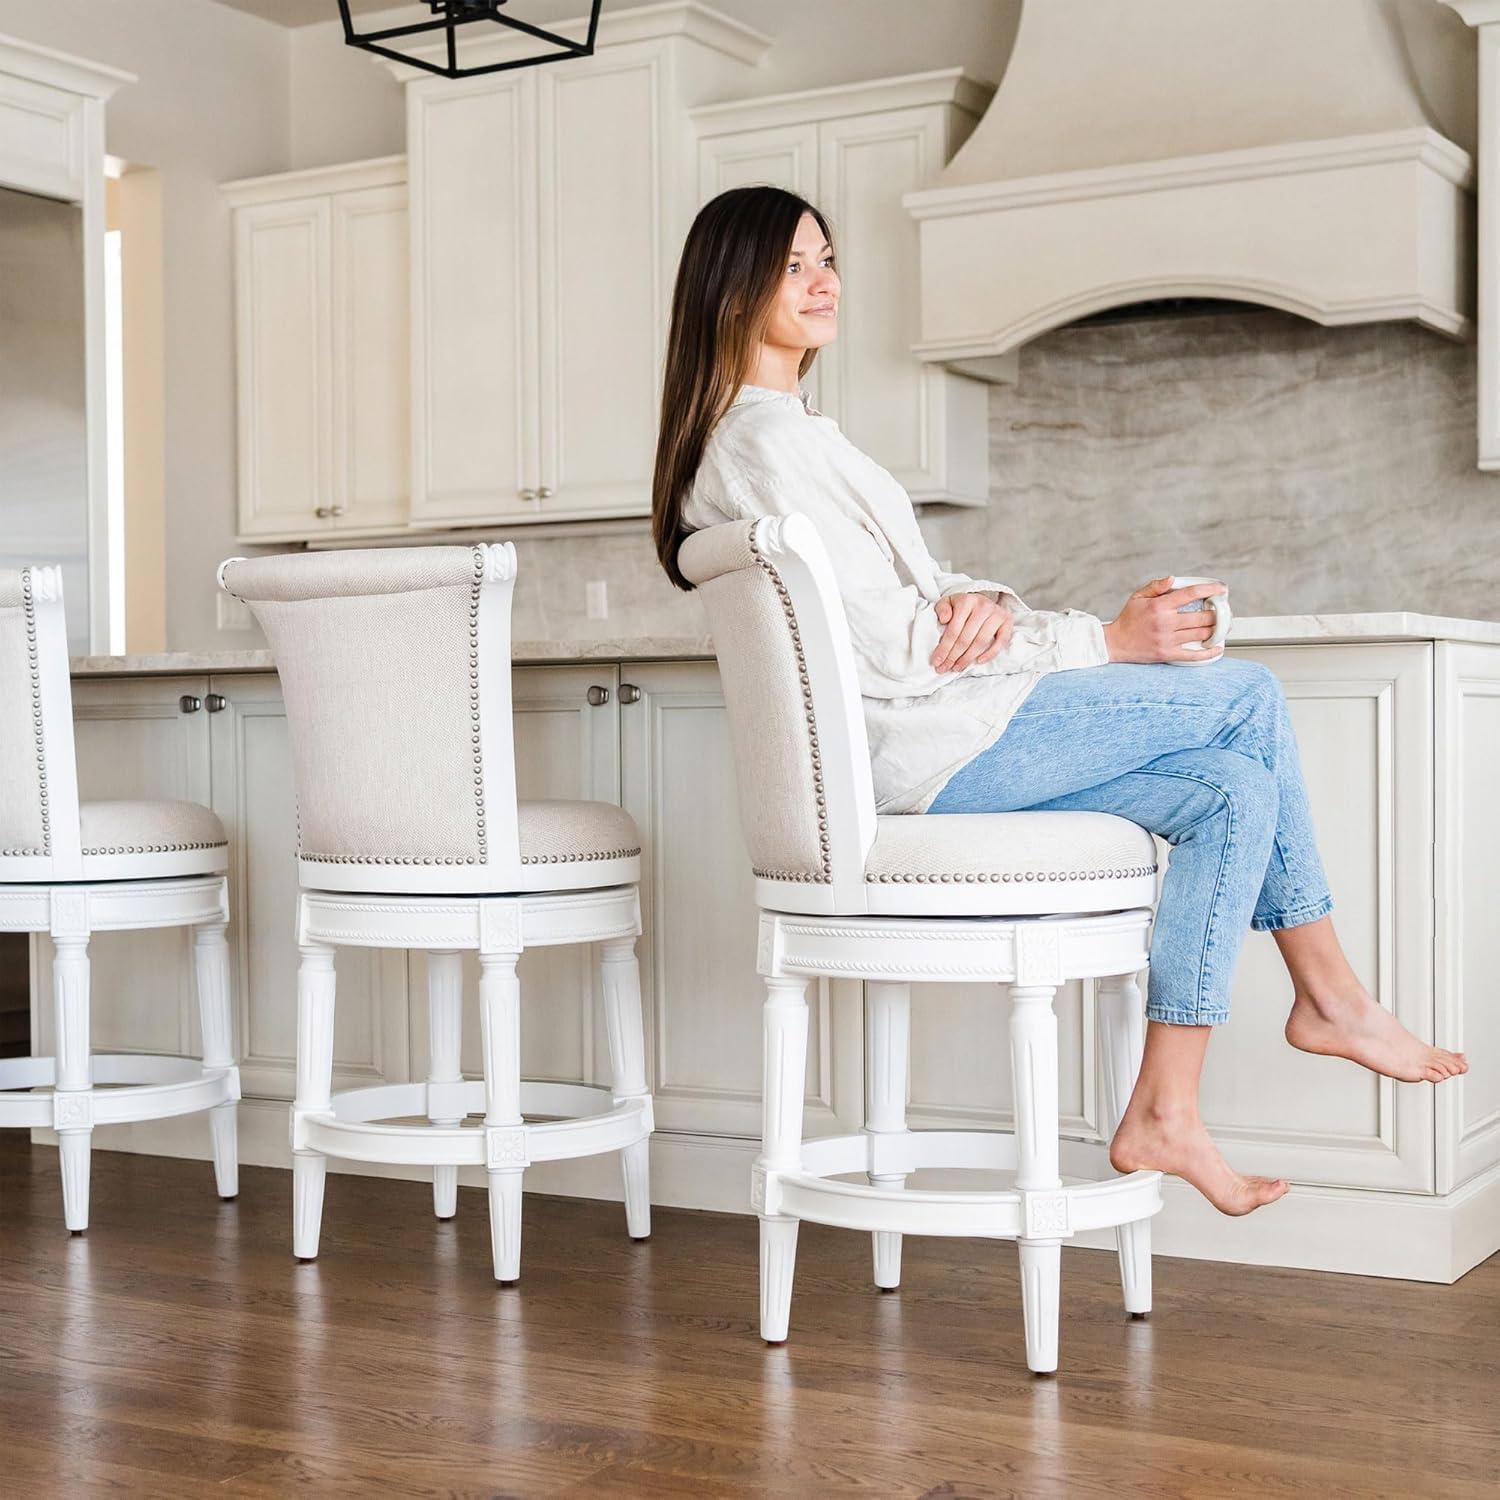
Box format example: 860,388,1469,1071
746,527,831,884
83,840,228,856
867,863,1157,885
11,569,51,858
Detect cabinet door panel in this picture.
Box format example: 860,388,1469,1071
1441,644,1500,1186
535,56,663,520
1197,644,1434,1190
408,73,536,524
816,109,987,503
620,663,859,1139
410,667,619,1089
32,678,210,1059
332,183,409,531
209,676,408,1100
909,980,1094,1139
234,199,332,539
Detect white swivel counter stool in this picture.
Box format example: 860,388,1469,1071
0,566,240,1231
218,545,652,1284
679,516,1164,1374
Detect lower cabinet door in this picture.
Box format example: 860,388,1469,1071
1194,642,1436,1191
618,662,863,1140
208,674,409,1102
32,677,212,1062
409,665,621,1090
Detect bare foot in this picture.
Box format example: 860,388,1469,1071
1109,1104,1288,1216
1284,991,1467,1083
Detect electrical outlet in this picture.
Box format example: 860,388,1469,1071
586,579,608,620
216,592,252,631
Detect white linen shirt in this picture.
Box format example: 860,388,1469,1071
681,381,1111,815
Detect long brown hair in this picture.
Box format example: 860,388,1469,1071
652,186,835,590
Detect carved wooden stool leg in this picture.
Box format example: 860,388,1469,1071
757,975,809,1344
1010,982,1063,1374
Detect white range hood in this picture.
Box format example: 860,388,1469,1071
904,0,1478,380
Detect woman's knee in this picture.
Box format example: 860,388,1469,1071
1154,748,1278,842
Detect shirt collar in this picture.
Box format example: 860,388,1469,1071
731,382,813,413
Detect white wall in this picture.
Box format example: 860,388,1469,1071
0,0,291,653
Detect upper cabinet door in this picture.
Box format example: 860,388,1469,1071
533,54,666,522
234,198,333,539
407,72,538,526
817,107,988,506
331,182,410,532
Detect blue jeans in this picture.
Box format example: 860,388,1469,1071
926,658,1333,1026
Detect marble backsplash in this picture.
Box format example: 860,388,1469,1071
923,306,1500,624
433,306,1500,645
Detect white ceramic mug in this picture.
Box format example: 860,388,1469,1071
1169,575,1232,663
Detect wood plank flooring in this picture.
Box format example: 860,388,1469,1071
1,1133,1496,1497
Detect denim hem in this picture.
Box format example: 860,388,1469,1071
1250,893,1334,933
1145,1007,1229,1026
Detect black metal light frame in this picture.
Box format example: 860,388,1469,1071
338,1,604,80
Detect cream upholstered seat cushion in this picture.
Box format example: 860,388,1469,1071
78,799,229,879
866,811,1156,887
516,799,640,867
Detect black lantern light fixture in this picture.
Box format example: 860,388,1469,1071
338,1,604,80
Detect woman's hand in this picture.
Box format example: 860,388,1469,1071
1103,576,1227,663
931,592,1013,672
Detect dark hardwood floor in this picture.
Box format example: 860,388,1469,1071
1,1133,1496,1498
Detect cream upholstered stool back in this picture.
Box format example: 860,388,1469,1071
0,565,239,1232
217,544,652,1286
219,545,633,896
679,514,1163,1374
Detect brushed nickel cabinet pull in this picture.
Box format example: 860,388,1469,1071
179,695,201,714
205,693,227,713
586,685,610,707
619,683,641,705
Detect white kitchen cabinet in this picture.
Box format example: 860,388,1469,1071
50,625,1500,1279
32,674,410,1164
618,662,863,1141
404,11,765,528
693,70,995,507
223,157,410,543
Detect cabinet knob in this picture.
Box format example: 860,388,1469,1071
330,505,346,518
205,693,227,713
518,488,538,501
586,685,610,707
179,695,202,714
315,505,331,519
537,485,554,499
619,683,641,705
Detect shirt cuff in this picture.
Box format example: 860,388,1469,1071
1053,609,1111,670
940,578,1025,610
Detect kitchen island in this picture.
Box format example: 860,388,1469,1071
33,613,1500,1282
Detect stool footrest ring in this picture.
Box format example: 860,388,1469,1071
0,1055,240,1130
759,1130,1162,1239
294,1078,652,1168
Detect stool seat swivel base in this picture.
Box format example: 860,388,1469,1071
289,884,653,1284
754,909,1162,1373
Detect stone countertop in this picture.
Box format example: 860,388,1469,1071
67,613,1500,676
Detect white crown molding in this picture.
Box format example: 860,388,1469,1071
903,128,1474,221
0,32,133,99
221,153,406,205
383,0,771,81
689,66,995,134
